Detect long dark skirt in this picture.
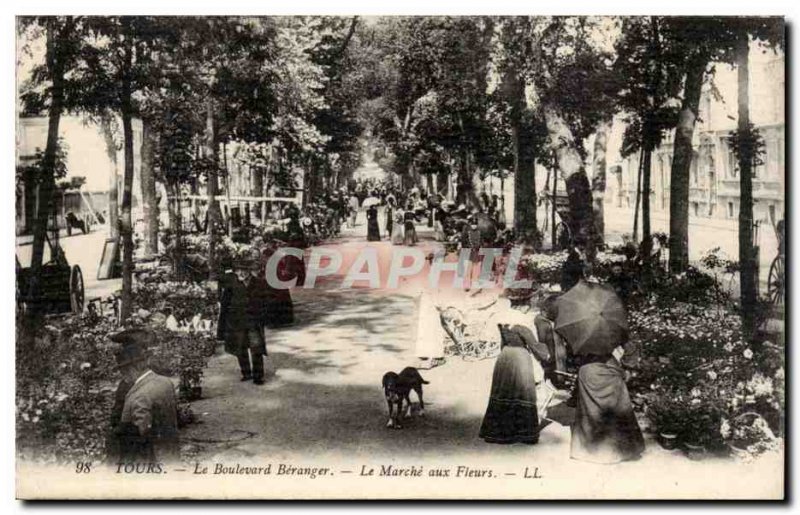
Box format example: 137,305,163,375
367,217,381,241
570,361,645,463
479,346,539,444
265,289,294,327
403,221,417,246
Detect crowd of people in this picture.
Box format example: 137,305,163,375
105,179,644,468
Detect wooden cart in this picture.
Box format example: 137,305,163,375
16,218,84,316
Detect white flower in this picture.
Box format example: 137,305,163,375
743,348,753,359
80,362,91,370
707,371,718,381
720,419,731,439
690,387,701,398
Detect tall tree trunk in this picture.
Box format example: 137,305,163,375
513,126,538,247
140,119,158,255
669,57,706,273
591,122,610,248
26,18,70,319
205,97,220,281
633,149,644,241
252,164,264,222
119,36,135,321
455,151,469,205
99,116,120,238
544,108,596,255
736,34,757,342
166,178,184,279
641,146,653,256
551,168,557,249
436,170,449,196
223,141,233,237
507,70,538,247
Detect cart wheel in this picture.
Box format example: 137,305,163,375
70,265,85,314
767,255,784,306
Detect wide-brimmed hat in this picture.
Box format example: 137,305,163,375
111,329,154,368
233,257,257,271
111,328,155,347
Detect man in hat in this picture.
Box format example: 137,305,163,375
218,257,268,384
111,329,179,463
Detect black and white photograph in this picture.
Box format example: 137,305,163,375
12,11,786,500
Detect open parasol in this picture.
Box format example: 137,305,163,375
362,196,381,208
554,280,628,356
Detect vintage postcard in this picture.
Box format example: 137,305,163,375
14,14,785,500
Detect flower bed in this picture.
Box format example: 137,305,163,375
132,279,219,324
17,275,222,464
628,298,784,457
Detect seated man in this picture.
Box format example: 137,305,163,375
111,329,179,464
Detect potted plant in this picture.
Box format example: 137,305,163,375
723,412,779,460
681,395,724,460
646,395,685,450
178,349,206,401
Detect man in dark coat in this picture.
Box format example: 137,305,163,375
561,247,585,292
217,258,268,384
110,329,179,464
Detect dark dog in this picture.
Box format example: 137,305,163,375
381,367,429,429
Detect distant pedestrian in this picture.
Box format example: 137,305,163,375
391,209,405,245
385,195,396,236
366,204,381,241
348,193,359,228
403,202,418,246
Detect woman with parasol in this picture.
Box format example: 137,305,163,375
479,309,551,445
555,280,644,464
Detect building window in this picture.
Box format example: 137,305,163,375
768,140,778,177
769,204,776,227
727,148,738,178
728,202,735,219
709,203,715,217
692,202,699,217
